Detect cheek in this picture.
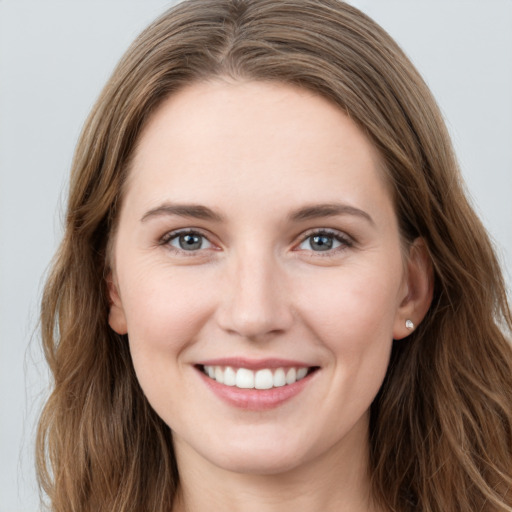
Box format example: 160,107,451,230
297,263,402,344
292,257,403,408
118,263,217,359
117,265,219,419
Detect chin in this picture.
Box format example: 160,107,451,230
212,450,306,476
193,430,316,476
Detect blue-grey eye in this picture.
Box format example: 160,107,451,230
169,232,212,251
299,233,343,252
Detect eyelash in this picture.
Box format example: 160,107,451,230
296,228,354,256
159,229,214,256
159,228,354,256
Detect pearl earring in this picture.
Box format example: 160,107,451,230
405,319,414,330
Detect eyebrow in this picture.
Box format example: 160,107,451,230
141,203,224,223
288,203,375,225
140,201,374,226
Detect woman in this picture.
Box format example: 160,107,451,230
37,1,512,511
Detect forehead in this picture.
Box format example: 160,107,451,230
124,80,391,217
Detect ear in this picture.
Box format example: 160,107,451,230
106,271,128,335
393,238,434,340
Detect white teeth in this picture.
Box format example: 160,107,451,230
224,366,236,386
255,369,273,390
215,366,224,384
297,367,308,380
202,365,311,389
236,368,254,389
285,367,297,385
273,368,286,387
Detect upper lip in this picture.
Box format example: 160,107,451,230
195,357,316,370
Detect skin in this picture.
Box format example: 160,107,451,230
108,80,432,512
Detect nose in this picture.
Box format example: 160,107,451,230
215,248,294,341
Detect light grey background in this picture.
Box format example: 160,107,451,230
1,1,511,511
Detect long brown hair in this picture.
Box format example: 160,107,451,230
37,1,512,510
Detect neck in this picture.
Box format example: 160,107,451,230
172,419,381,512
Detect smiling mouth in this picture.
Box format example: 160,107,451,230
198,365,319,390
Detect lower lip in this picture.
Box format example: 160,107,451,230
197,369,316,411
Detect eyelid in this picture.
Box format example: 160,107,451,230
157,227,354,256
294,228,354,254
159,228,218,254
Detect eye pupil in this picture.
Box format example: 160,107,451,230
179,234,202,250
311,235,333,251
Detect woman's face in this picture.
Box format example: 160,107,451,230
109,80,418,475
